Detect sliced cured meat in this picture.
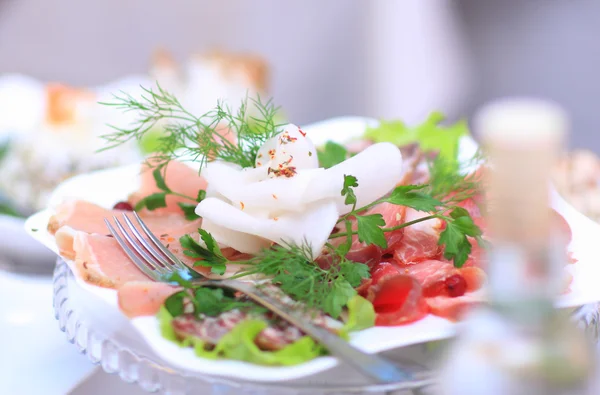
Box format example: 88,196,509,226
129,159,207,215
173,310,246,345
461,237,487,269
118,281,180,317
426,294,483,321
393,208,443,265
370,202,406,252
172,309,305,351
368,274,428,326
552,209,572,244
71,232,149,288
328,203,406,265
48,200,192,236
53,205,202,262
404,260,486,298
460,267,487,292
63,220,212,289
357,260,401,296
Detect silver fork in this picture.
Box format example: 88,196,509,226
104,211,414,384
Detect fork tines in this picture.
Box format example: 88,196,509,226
104,211,188,281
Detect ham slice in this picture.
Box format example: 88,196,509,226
393,208,443,265
71,232,149,288
57,219,211,289
48,200,192,236
118,282,180,318
426,293,483,321
129,159,207,215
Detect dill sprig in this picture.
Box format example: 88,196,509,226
179,233,370,319
99,83,283,170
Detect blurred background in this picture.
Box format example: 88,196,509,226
2,0,600,393
2,0,600,149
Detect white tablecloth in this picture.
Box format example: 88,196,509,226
0,268,97,395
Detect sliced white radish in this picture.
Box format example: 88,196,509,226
305,142,403,214
196,197,339,259
201,218,270,254
202,161,322,212
255,124,318,172
197,126,403,257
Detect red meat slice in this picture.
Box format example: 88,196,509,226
393,208,443,265
369,275,429,326
426,294,483,321
328,203,407,265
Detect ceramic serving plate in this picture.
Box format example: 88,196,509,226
25,117,600,382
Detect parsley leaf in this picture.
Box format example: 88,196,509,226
438,208,482,267
194,288,230,317
339,259,370,287
318,141,348,168
323,278,357,319
384,185,441,212
179,230,227,275
197,189,207,202
355,214,387,249
164,292,186,317
152,167,171,192
134,192,167,211
178,202,200,220
341,175,359,206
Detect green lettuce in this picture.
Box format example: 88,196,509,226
342,295,376,333
364,112,469,162
157,295,375,366
158,307,322,366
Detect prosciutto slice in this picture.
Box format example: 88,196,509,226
55,218,212,289
129,159,207,215
393,208,443,265
48,200,192,236
118,281,180,318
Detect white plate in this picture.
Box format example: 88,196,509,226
25,117,600,382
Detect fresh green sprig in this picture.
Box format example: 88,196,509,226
134,166,205,220
180,230,228,275
181,237,370,319
100,84,283,170
164,274,265,319
336,174,481,267
237,243,370,318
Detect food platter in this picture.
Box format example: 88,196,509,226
52,257,438,394
25,116,600,386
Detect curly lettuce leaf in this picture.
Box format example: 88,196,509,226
364,112,468,162
341,295,376,333
157,307,322,366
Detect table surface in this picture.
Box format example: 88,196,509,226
0,266,96,395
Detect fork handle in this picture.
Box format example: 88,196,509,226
194,279,413,384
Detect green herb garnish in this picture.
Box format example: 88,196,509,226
317,141,348,168
365,111,468,162
100,84,282,170
134,166,204,220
